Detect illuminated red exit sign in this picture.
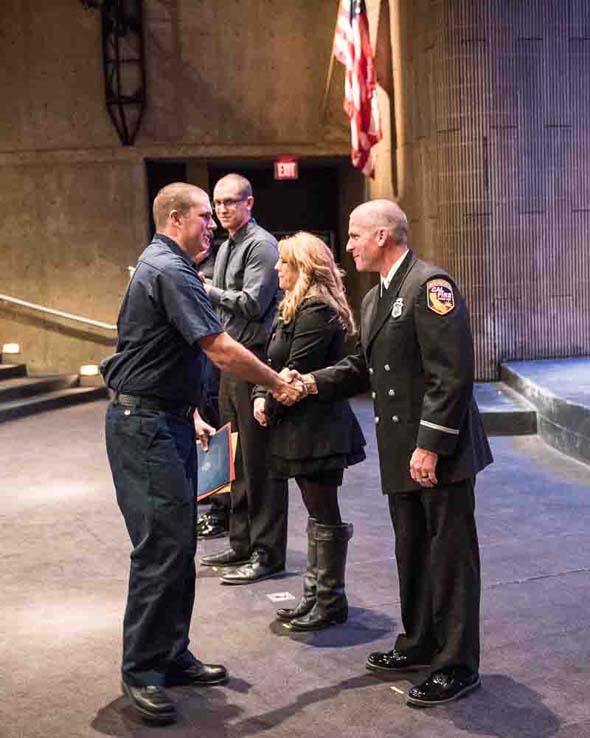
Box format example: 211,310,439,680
274,158,298,180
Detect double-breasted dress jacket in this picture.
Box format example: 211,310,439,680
312,251,492,493
254,297,366,480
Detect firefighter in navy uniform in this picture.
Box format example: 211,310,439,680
295,199,492,707
102,183,302,725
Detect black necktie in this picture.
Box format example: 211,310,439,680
214,238,233,289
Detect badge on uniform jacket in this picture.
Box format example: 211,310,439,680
391,298,403,318
426,279,455,315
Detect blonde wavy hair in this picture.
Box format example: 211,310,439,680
277,232,356,334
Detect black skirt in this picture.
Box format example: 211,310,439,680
269,448,366,483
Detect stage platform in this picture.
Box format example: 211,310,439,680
473,357,590,466
1,398,589,738
474,382,537,436
499,357,590,465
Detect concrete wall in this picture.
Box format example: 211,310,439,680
369,0,590,380
0,155,145,372
4,0,588,379
0,0,351,373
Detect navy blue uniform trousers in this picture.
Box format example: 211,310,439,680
106,404,199,686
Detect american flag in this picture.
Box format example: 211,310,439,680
333,0,382,177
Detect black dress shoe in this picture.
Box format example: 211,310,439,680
121,681,176,724
200,548,250,567
220,553,284,585
197,513,228,539
407,668,481,706
366,648,431,673
166,660,228,687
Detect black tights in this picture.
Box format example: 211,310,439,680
295,477,342,525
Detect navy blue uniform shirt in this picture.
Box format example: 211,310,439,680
101,233,222,405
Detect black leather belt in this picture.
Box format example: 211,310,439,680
111,392,195,418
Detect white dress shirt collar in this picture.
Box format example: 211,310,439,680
380,249,409,295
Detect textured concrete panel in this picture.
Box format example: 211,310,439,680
0,160,145,372
0,0,117,151
0,0,356,373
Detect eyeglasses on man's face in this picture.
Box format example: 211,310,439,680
214,197,247,209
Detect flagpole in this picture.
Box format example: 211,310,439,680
321,0,341,120
321,54,336,120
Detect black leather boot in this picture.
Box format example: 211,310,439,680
289,522,353,632
276,518,317,621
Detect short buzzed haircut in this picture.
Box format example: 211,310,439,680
214,173,253,199
353,199,409,245
153,182,207,230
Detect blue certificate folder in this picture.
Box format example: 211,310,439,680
196,423,235,502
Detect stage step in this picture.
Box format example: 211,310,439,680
0,364,107,423
0,374,79,402
0,386,107,423
0,363,27,380
474,382,537,436
501,358,590,465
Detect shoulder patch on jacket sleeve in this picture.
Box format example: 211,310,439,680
426,278,455,315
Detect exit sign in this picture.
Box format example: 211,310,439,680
274,159,298,180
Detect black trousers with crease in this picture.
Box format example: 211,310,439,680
219,373,288,564
388,478,481,674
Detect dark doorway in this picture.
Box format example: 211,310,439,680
143,156,366,314
208,160,342,258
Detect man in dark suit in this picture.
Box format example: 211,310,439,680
294,199,492,707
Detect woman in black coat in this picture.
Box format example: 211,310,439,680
253,232,365,631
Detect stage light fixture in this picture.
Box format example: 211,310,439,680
80,364,100,376
79,364,103,387
2,343,21,355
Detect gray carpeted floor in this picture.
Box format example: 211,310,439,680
1,398,589,738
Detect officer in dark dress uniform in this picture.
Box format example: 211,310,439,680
296,199,492,707
102,183,302,724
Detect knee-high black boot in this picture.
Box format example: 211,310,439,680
276,518,317,621
289,522,353,632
